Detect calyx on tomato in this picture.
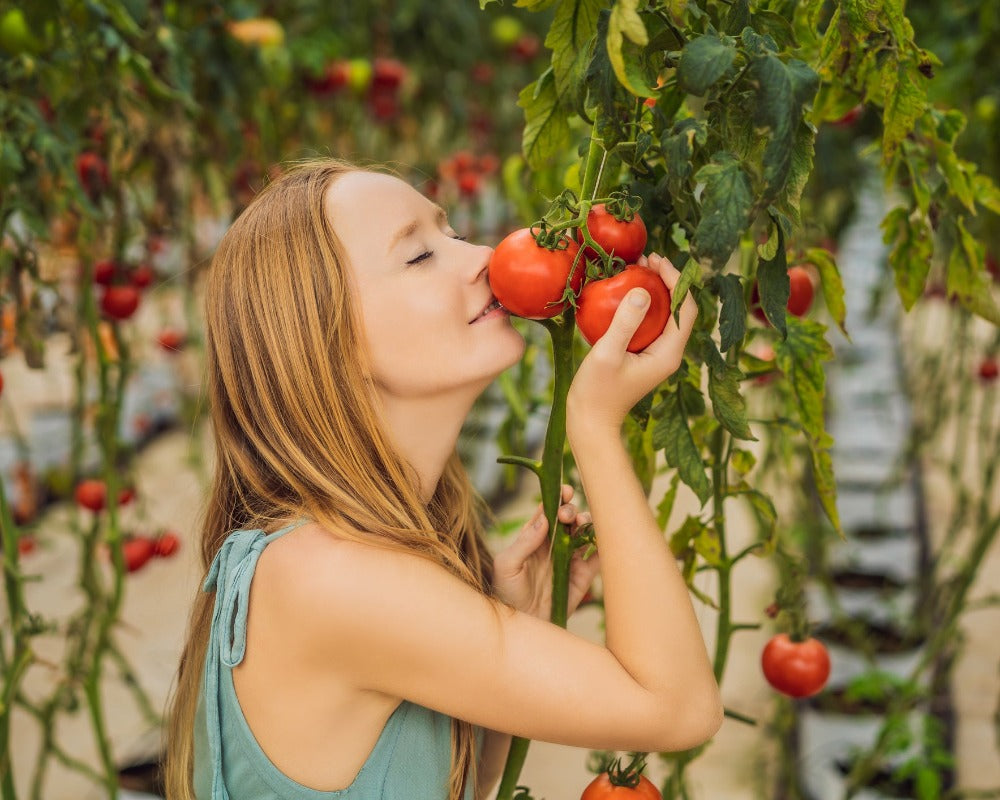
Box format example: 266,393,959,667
581,752,661,800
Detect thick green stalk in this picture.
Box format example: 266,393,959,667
494,313,576,800
494,118,610,800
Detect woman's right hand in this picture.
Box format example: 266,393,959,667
567,253,697,440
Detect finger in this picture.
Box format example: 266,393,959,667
504,510,549,562
646,252,682,290
560,484,574,503
593,287,651,356
558,503,577,524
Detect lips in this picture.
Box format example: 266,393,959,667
469,295,503,323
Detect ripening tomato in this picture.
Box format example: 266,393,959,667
787,266,815,316
118,486,136,506
76,152,109,200
129,263,155,289
457,171,481,198
123,536,156,573
18,536,36,556
100,285,140,320
511,33,541,61
93,259,117,286
75,479,107,512
478,153,500,175
761,633,831,698
752,265,815,322
0,369,4,397
488,229,584,319
372,57,407,90
157,328,185,352
154,531,181,558
578,204,648,265
581,772,661,800
979,357,999,382
832,104,863,127
576,265,671,353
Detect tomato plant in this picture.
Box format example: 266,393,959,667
761,633,831,699
576,266,671,353
752,266,815,323
488,228,583,319
577,203,648,265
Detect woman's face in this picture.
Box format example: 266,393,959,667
325,171,526,400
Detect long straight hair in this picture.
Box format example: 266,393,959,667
164,159,499,800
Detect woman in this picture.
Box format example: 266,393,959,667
164,159,722,800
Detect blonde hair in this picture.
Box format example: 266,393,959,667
164,159,498,800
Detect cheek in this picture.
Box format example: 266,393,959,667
360,285,463,367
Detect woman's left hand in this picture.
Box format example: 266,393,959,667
493,484,600,622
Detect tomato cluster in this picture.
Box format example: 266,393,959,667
488,203,672,353
87,258,159,321
74,478,136,513
122,531,182,573
436,150,500,200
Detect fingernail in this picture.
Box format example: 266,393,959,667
629,289,649,307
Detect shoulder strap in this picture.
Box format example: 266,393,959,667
200,518,309,800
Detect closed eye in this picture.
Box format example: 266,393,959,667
405,235,467,266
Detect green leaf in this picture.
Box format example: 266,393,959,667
678,32,737,96
947,216,1000,325
757,230,789,338
693,152,753,269
773,317,840,533
731,448,756,475
671,257,700,320
881,58,927,163
805,247,847,335
518,72,572,170
702,336,755,440
932,135,975,213
662,117,707,184
843,0,882,35
712,273,746,352
607,0,655,96
652,389,712,506
772,120,816,226
749,54,819,203
881,205,932,311
547,0,603,100
514,0,560,8
972,174,1000,216
655,473,681,528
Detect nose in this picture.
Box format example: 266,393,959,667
467,241,492,284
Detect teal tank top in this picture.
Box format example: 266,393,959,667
192,520,483,799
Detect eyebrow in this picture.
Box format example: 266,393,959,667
387,205,449,254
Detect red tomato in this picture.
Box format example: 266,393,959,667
488,229,584,319
123,537,156,573
93,259,117,285
76,151,109,199
832,104,863,127
761,633,831,698
452,150,476,172
752,266,815,322
753,344,777,386
576,265,671,353
578,204,648,265
368,89,398,121
787,266,815,316
471,61,495,84
18,536,36,555
75,479,107,512
457,171,481,198
154,531,181,558
0,369,3,398
979,357,999,382
371,57,407,90
129,263,156,289
511,33,541,61
100,285,141,320
644,97,657,108
118,486,136,506
478,153,500,175
581,773,661,800
157,328,185,352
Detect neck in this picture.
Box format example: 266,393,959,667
376,387,483,504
